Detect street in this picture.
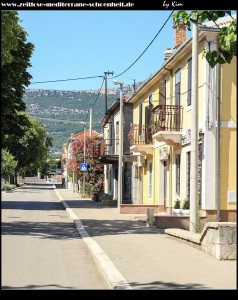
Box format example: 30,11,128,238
1,184,109,290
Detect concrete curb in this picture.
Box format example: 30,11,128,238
54,187,132,290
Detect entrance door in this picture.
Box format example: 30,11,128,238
114,168,118,200
164,161,168,211
137,167,143,204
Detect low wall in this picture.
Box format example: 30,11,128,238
120,204,163,214
200,222,236,260
165,222,236,260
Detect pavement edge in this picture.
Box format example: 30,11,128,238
53,187,132,290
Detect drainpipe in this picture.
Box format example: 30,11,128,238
216,63,221,221
190,24,199,232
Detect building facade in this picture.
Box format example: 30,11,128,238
126,15,236,221
99,95,133,203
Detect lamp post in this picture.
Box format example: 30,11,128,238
113,80,124,211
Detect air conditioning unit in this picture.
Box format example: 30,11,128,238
137,155,146,167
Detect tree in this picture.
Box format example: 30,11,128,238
1,149,18,180
172,11,237,68
1,11,34,147
68,137,104,195
5,113,52,183
41,156,59,175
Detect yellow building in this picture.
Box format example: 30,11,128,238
125,15,236,222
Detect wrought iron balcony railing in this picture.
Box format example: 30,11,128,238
151,105,183,134
128,124,152,146
100,138,119,156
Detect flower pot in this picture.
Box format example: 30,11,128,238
181,209,190,215
172,208,182,215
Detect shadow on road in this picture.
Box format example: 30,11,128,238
2,201,64,210
129,280,208,290
2,284,76,290
2,221,81,240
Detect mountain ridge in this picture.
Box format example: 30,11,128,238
23,81,144,156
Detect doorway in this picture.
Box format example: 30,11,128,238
163,161,168,211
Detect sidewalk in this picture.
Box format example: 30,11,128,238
55,186,236,290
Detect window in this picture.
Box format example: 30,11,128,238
175,69,181,106
175,154,180,196
159,80,166,122
159,80,166,106
175,69,181,130
198,143,202,207
149,94,153,105
139,101,143,135
186,145,202,206
116,121,119,154
109,169,111,191
187,58,192,106
186,152,191,199
148,161,153,198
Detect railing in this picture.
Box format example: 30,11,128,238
151,105,183,133
100,138,119,156
128,124,152,146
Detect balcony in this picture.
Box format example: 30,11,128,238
100,138,119,156
128,124,153,155
151,105,183,146
98,138,119,164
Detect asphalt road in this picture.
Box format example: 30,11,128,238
1,183,109,290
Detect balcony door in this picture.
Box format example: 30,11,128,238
145,106,152,143
159,80,166,127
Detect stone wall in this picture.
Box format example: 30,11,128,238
165,222,236,260
200,222,236,260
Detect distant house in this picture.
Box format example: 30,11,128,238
99,94,133,203
60,129,103,192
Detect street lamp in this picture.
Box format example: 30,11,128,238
113,80,124,211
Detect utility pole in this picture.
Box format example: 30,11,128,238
89,108,92,138
190,23,199,232
104,71,114,114
83,126,86,197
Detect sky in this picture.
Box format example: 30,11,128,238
18,10,189,91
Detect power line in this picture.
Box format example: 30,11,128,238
30,12,173,86
31,75,103,84
111,11,174,80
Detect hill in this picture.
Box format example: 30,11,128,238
23,82,143,156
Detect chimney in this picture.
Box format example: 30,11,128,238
164,48,173,61
174,21,186,49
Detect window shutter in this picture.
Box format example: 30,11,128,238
159,80,166,106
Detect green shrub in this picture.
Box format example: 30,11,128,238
174,199,181,209
85,183,93,196
4,184,16,191
182,198,190,209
